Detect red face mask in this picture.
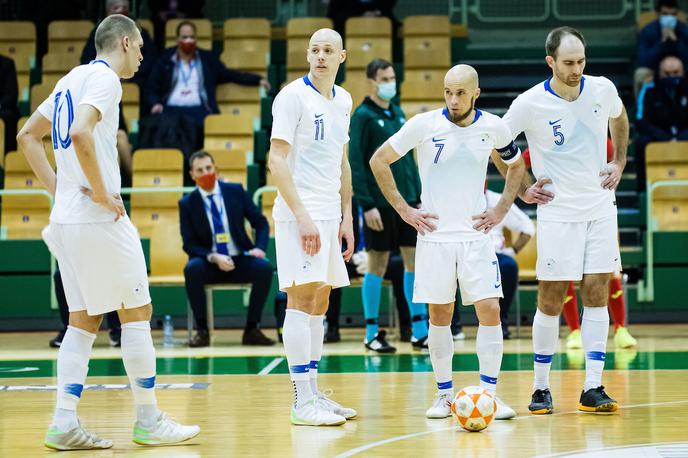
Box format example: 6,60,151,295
195,172,216,192
179,39,197,54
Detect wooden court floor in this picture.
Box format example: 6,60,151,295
1,324,687,457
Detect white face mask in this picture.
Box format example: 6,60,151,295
376,81,397,101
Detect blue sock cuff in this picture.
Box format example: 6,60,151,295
479,374,497,385
289,364,310,374
135,376,156,389
437,380,453,390
586,351,606,361
309,360,319,370
63,383,83,398
534,353,553,364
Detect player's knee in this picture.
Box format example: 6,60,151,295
366,251,389,277
581,274,610,305
69,312,103,334
118,304,152,323
428,304,453,326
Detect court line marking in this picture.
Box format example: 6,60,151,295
0,382,210,392
258,357,284,376
333,400,688,458
535,440,688,457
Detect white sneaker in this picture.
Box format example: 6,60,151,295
45,422,113,451
291,397,346,426
318,390,357,419
132,412,200,445
494,395,516,420
426,392,453,418
453,331,465,341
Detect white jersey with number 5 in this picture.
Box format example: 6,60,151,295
388,108,521,243
37,60,122,224
503,75,623,222
270,75,352,222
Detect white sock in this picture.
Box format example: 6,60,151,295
582,306,609,391
121,321,159,427
54,326,95,431
309,314,325,396
428,323,454,396
532,309,559,391
476,324,503,394
283,309,313,408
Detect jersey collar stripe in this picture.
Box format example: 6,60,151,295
441,107,482,124
544,76,585,98
302,74,336,97
89,59,111,68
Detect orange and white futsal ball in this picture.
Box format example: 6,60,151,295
451,386,496,432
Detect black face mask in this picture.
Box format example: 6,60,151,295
661,76,683,90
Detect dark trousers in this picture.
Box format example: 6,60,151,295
325,254,411,329
451,253,519,331
54,269,121,332
184,255,274,331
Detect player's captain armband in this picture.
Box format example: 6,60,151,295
497,141,520,163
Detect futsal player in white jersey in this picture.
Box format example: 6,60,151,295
268,28,357,426
17,15,200,450
502,26,629,414
370,65,526,420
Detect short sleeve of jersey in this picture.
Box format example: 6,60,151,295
388,114,423,157
600,76,623,118
502,95,530,139
37,88,57,121
271,87,301,145
80,70,120,118
493,117,521,165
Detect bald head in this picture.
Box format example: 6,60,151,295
659,56,684,78
309,28,343,50
444,64,479,90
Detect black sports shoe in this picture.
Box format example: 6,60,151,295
399,327,412,343
364,330,396,353
49,328,67,348
411,335,429,352
324,325,341,343
529,388,554,414
578,386,618,413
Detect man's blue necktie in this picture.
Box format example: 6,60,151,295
207,195,229,255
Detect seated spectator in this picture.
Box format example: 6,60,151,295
146,20,270,132
636,55,688,187
179,150,275,347
635,0,688,95
80,0,157,105
147,0,206,49
0,54,20,153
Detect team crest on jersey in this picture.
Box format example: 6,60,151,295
480,133,490,144
592,104,602,117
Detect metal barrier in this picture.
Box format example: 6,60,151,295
637,179,688,302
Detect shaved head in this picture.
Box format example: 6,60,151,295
309,28,343,50
445,64,479,91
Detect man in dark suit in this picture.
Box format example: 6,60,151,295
0,54,20,153
180,150,275,347
145,20,270,127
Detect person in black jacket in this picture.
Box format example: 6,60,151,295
0,54,20,153
635,0,688,95
80,0,157,109
179,150,275,347
146,20,269,129
635,55,688,187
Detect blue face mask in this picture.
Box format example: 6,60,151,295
661,76,683,89
376,81,396,101
660,14,678,30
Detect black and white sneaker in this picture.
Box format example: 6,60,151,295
364,330,396,354
411,335,429,352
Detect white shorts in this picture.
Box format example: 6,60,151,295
42,219,151,315
536,215,622,281
274,219,349,291
414,237,503,305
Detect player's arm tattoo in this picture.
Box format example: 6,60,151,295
609,104,629,169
